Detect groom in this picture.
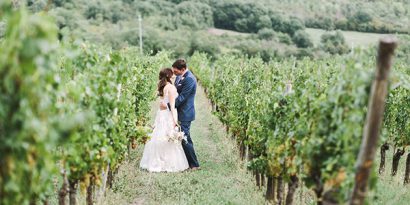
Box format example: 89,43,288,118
161,59,200,170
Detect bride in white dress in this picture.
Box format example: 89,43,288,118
140,68,189,172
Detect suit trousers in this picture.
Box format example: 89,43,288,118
180,121,199,168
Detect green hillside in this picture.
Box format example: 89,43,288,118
11,0,407,61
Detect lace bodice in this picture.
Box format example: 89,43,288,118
161,94,170,104
160,88,178,105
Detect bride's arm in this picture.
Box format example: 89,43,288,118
168,85,179,127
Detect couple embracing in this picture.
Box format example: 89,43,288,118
139,59,200,172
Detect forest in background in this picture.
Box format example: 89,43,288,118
5,0,410,61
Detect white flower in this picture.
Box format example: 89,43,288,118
167,128,186,144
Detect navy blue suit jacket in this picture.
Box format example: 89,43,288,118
174,70,196,122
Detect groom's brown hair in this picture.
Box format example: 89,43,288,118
172,59,187,70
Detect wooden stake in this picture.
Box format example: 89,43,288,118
404,153,410,185
350,36,397,205
59,170,68,205
69,180,78,205
378,143,389,174
266,176,276,201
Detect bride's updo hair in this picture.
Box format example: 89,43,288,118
158,68,173,97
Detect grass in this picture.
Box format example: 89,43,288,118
207,27,392,49
368,148,410,205
305,28,389,48
293,147,410,205
207,28,251,37
100,86,410,205
101,86,265,205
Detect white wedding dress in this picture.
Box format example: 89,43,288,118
139,88,189,172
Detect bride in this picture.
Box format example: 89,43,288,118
139,68,189,172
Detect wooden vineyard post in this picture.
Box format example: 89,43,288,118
378,142,389,174
350,37,398,205
59,169,69,205
266,176,276,202
404,153,410,185
97,165,110,205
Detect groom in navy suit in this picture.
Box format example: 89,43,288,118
162,59,200,170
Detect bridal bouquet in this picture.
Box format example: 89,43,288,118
167,126,187,144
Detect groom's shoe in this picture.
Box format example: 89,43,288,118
190,167,201,171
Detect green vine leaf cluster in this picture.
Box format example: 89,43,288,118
189,50,409,202
0,2,171,204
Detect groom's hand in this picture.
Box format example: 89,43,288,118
160,102,168,110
